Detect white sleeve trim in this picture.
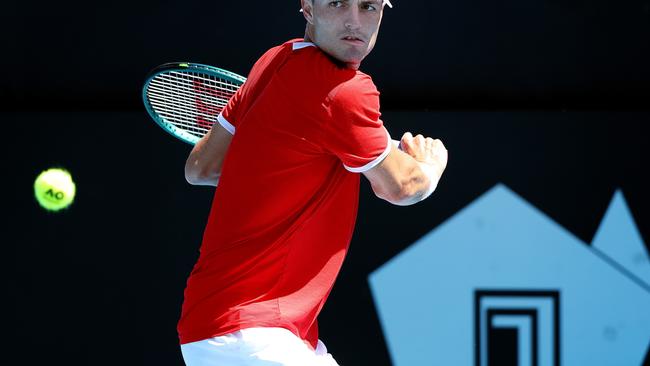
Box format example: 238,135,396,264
343,129,392,173
217,113,235,135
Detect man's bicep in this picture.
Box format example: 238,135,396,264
206,121,234,150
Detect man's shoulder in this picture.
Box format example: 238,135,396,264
257,39,378,100
293,49,375,90
329,71,378,102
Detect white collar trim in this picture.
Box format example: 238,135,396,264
292,42,316,51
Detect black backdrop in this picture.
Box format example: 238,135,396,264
3,1,650,365
3,0,649,110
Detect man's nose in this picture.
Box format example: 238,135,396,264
344,7,362,30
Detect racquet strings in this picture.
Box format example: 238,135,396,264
146,70,239,140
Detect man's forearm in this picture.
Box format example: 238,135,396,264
386,161,440,206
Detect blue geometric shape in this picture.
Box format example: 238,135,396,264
369,184,650,366
591,190,650,288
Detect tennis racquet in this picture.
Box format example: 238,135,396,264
142,62,246,145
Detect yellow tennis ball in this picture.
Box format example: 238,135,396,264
34,168,76,212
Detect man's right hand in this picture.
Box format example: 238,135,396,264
399,132,448,178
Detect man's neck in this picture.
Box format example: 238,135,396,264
302,33,361,70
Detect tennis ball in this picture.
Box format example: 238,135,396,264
34,168,76,212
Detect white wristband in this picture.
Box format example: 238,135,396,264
417,162,439,201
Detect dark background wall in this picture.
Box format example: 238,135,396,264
3,1,649,365
3,0,649,110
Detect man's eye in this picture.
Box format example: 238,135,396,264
329,1,344,7
361,3,377,11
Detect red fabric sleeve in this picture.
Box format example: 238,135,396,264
217,83,244,135
217,44,291,135
322,74,391,173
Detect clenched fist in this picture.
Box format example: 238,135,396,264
399,132,448,176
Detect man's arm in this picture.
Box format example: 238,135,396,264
184,123,233,186
363,132,448,206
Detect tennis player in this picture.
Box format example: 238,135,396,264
179,0,447,365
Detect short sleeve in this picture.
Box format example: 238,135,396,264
217,83,244,135
322,75,391,173
217,44,289,136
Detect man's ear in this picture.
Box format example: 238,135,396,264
301,0,315,24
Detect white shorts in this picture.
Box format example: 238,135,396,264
180,327,340,366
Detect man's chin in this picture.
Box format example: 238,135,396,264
335,57,363,70
338,52,366,69
319,45,366,69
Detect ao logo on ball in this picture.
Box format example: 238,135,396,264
44,188,66,201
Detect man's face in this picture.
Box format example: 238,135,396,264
303,0,385,69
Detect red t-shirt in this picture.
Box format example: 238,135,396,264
177,39,391,348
